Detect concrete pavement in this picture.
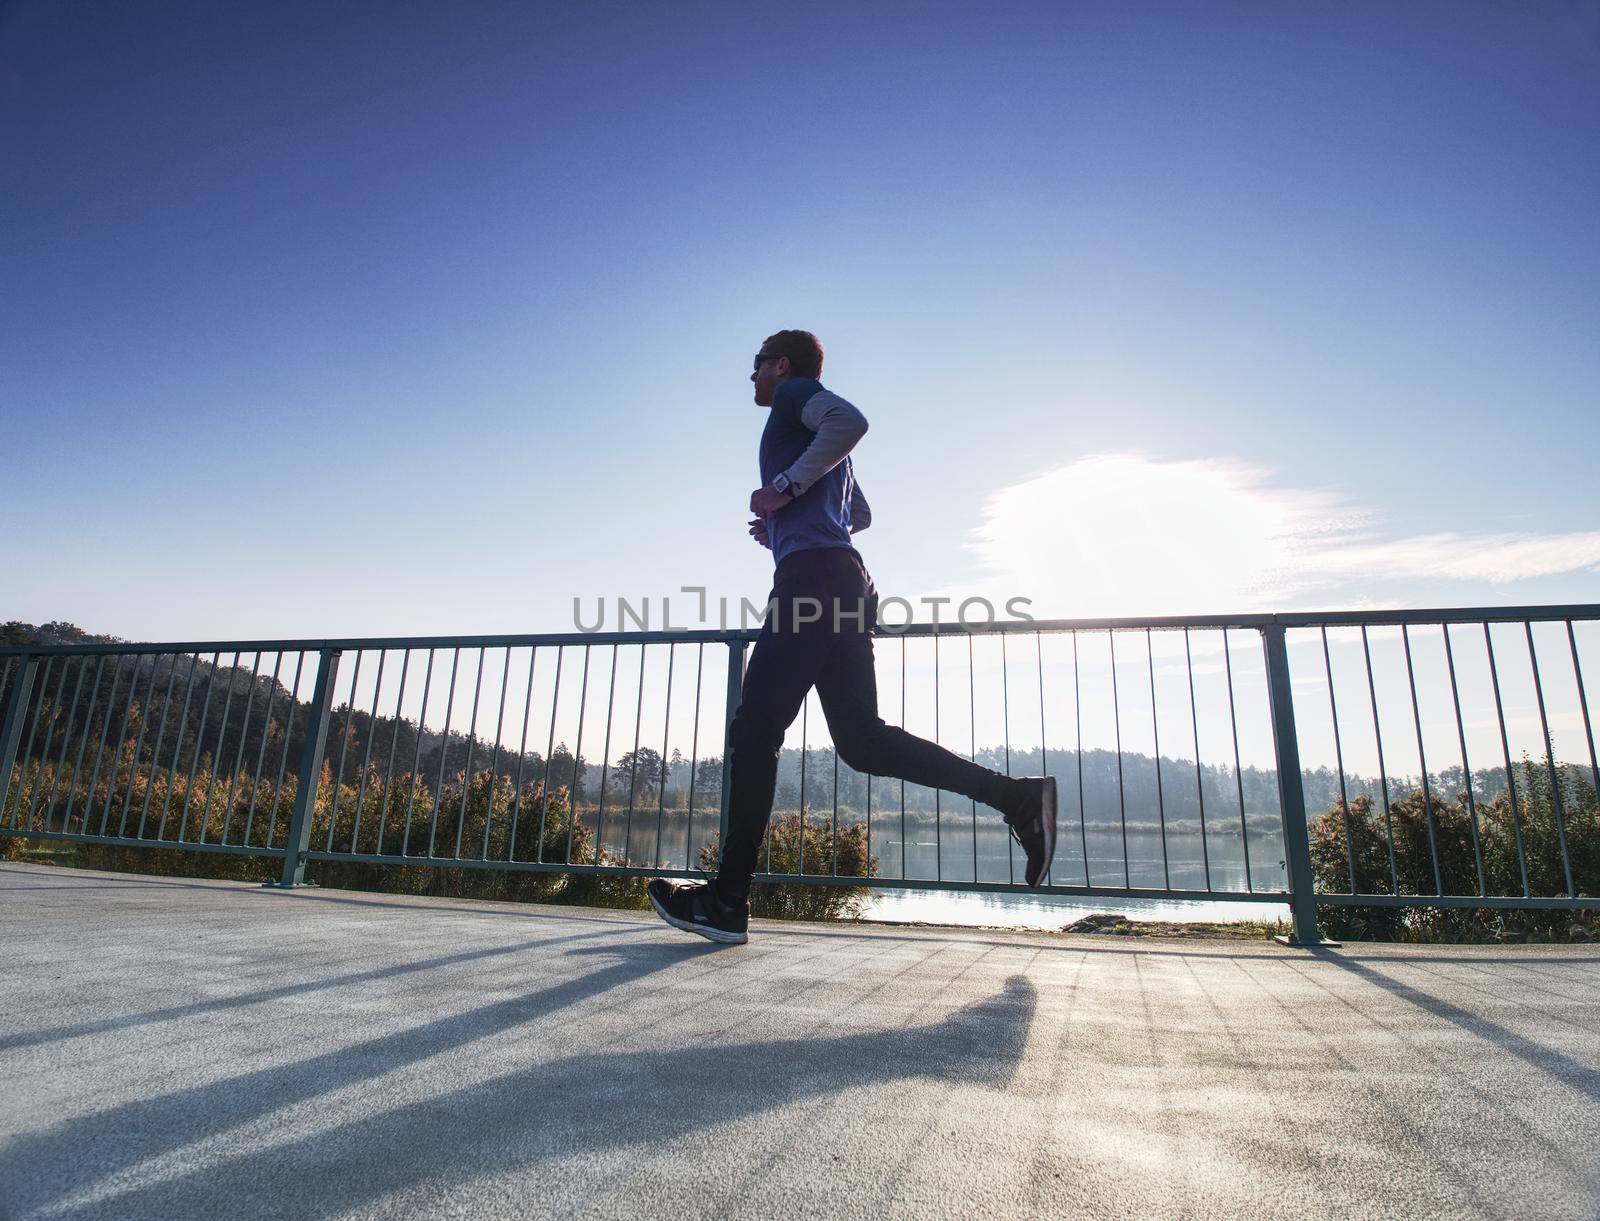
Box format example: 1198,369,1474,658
2,861,1598,1219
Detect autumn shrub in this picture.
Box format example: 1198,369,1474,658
1308,760,1599,942
697,806,878,920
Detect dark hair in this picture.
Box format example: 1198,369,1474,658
762,329,824,379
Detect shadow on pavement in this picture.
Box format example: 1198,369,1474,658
0,929,620,1054
1314,950,1600,1103
27,971,1037,1219
0,933,708,1218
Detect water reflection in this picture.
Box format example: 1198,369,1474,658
861,887,1290,931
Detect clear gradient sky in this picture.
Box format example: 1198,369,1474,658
4,0,1598,642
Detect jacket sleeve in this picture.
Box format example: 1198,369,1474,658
780,390,869,494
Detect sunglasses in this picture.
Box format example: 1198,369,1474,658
753,353,782,371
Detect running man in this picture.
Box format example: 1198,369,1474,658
649,330,1056,944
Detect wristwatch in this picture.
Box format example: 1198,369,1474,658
772,473,799,498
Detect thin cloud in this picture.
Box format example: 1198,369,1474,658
948,454,1600,618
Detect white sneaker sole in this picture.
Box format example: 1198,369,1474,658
649,890,748,945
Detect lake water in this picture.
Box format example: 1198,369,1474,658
860,886,1291,930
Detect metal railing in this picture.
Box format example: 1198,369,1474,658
3,604,1597,944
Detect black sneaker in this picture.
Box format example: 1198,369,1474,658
647,878,749,945
1001,776,1058,888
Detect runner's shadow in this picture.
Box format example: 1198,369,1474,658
46,975,1038,1219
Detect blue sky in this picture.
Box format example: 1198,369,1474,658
4,0,1598,642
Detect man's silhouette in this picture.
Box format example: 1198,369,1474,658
649,330,1056,943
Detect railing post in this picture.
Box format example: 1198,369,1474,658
0,656,40,824
269,649,341,889
718,638,747,849
1261,625,1336,947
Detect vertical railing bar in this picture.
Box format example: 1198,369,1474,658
454,647,487,859
1568,620,1600,803
39,656,84,832
687,642,703,870
1360,626,1399,894
1184,629,1212,892
898,635,907,881
0,657,12,818
0,659,39,826
596,644,619,864
1109,630,1130,890
96,655,140,836
1035,630,1050,887
198,651,243,844
376,649,411,858
352,649,389,855
1526,621,1575,897
1001,631,1015,885
27,656,70,829
0,656,28,825
241,651,284,847
506,646,536,862
134,653,179,838
831,696,840,877
82,658,124,835
932,632,940,882
217,651,264,844
114,655,162,838
265,650,307,851
1321,627,1356,894
798,692,809,876
0,656,17,818
178,654,221,842
1401,626,1444,896
622,643,646,866
718,640,745,863
1074,630,1089,888
43,656,89,832
832,691,844,876
479,646,512,861
1146,629,1171,891
656,642,674,869
19,656,64,826
64,656,107,834
563,646,589,865
1261,625,1322,942
1442,625,1488,897
426,648,460,859
274,649,341,887
1484,623,1530,897
1222,630,1254,892
325,649,363,853
13,655,55,826
969,633,979,881
403,648,435,856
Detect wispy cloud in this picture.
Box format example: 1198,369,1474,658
946,454,1600,617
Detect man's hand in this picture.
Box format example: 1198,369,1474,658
749,485,792,517
748,516,771,548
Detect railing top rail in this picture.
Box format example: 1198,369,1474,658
3,604,1597,656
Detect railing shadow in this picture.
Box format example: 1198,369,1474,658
0,935,701,1217
16,970,1037,1219
1309,950,1600,1104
